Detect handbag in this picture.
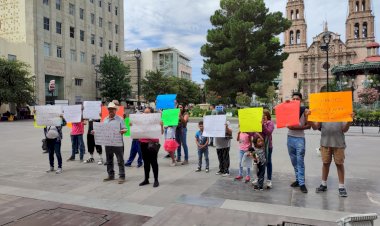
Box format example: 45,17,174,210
42,139,47,150
148,142,161,152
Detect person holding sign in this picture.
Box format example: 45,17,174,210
67,120,86,162
138,107,164,188
215,111,233,176
99,102,127,184
307,112,353,197
85,119,103,165
175,104,189,165
262,110,275,189
287,92,311,193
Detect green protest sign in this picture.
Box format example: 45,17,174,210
162,109,180,126
124,117,131,137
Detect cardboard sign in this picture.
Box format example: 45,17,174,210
63,105,82,123
93,122,124,147
275,101,300,128
238,108,263,132
101,106,124,121
309,91,353,122
156,94,177,109
124,118,131,137
130,113,162,139
83,101,101,119
203,115,226,137
35,105,62,126
33,115,45,128
162,109,180,126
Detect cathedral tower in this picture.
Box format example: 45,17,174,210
284,0,308,52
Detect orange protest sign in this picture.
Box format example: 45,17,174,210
275,101,300,128
308,91,353,122
67,122,72,128
101,106,125,121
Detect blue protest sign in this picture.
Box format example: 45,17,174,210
216,105,224,112
156,94,177,109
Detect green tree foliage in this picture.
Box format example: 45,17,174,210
141,70,201,104
235,92,251,106
0,58,34,106
98,54,131,102
201,0,291,100
206,91,219,105
266,85,276,103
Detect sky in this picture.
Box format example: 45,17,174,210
124,0,380,84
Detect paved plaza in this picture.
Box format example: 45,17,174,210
0,120,379,225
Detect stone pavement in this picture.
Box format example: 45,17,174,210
0,120,379,225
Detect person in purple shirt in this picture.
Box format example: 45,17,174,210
261,109,275,189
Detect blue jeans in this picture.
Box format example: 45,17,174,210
287,136,306,186
198,149,209,169
238,150,251,177
176,127,188,161
126,139,143,166
47,138,62,168
71,134,85,160
267,148,273,180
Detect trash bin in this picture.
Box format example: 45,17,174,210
337,213,378,226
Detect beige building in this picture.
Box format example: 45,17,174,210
280,0,376,101
0,0,124,105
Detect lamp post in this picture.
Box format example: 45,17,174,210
134,49,142,106
320,31,332,92
94,65,100,100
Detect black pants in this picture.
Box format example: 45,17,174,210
87,134,102,155
105,146,125,178
141,142,159,181
216,147,230,174
257,162,266,188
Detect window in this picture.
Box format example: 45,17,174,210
91,34,95,44
115,43,119,52
96,81,101,88
44,42,51,56
296,30,300,44
80,8,84,20
99,37,103,47
70,27,75,38
91,13,95,24
80,30,84,41
100,56,104,62
8,54,17,61
57,46,62,58
90,0,94,3
108,21,112,31
43,17,50,30
98,0,102,7
108,2,111,12
354,23,359,39
56,21,61,34
75,78,83,86
108,40,112,50
91,55,96,65
69,3,75,15
80,52,85,63
70,49,76,61
56,0,61,10
363,22,368,38
115,6,118,15
43,0,49,6
115,24,119,34
289,30,294,44
293,73,297,78
99,17,103,27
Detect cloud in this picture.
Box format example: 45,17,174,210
124,0,380,83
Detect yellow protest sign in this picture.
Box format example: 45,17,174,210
33,115,45,128
308,91,353,122
238,108,263,132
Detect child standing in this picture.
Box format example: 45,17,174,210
249,137,266,190
195,121,209,172
235,131,252,182
163,126,178,166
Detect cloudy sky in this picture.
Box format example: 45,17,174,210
124,0,380,83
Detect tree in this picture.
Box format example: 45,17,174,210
0,58,34,107
206,91,219,105
358,88,379,105
235,92,251,106
141,70,202,104
266,85,276,113
98,54,131,102
200,0,291,100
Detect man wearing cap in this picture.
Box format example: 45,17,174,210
103,102,127,184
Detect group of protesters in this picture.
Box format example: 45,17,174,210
40,93,352,196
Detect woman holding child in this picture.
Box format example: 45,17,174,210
261,109,275,188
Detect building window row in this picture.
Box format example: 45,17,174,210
44,0,119,16
43,43,101,64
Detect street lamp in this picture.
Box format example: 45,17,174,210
134,49,142,106
320,31,332,92
94,65,100,100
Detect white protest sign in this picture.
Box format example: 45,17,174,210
35,105,63,126
130,113,162,139
203,115,226,137
63,105,82,123
83,101,101,119
93,122,123,147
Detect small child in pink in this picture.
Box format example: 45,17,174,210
235,131,252,182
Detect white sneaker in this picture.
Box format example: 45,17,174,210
97,158,103,165
266,180,272,189
251,178,258,185
316,148,321,157
56,168,62,174
84,157,95,163
222,172,230,177
170,162,176,167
